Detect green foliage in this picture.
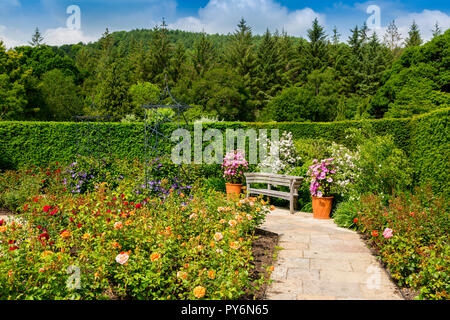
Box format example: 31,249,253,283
371,30,450,118
348,125,413,197
354,187,449,299
0,108,448,197
40,69,83,121
128,82,161,116
1,21,448,122
0,173,271,299
332,200,359,229
0,170,42,213
410,108,450,196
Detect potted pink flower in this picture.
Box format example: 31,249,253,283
307,158,337,219
222,150,248,196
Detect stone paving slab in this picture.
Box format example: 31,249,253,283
262,208,404,300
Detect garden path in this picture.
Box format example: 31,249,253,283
261,208,404,300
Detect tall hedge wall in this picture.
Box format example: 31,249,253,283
0,109,448,194
410,108,449,196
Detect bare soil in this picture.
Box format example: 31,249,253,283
243,228,280,300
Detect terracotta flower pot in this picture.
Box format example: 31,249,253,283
312,196,334,220
226,183,242,198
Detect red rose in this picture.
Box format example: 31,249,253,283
43,205,52,213
353,218,358,223
372,230,379,237
9,246,19,251
39,233,50,241
135,203,142,209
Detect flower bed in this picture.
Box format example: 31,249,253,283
0,179,271,299
354,186,449,300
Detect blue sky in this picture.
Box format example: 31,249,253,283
1,0,449,47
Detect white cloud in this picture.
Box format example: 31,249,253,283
395,10,450,42
168,0,325,37
0,25,27,48
361,8,450,43
43,27,98,46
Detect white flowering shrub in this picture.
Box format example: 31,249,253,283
327,142,361,198
258,131,302,174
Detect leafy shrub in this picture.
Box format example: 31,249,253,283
346,125,413,198
203,177,226,192
327,142,360,199
354,186,449,300
332,200,358,229
258,131,302,174
294,138,331,164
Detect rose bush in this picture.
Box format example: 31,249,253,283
0,178,271,299
353,186,449,300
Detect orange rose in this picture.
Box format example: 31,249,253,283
114,222,123,230
177,271,188,280
207,270,216,279
229,241,240,250
193,286,206,299
60,230,70,238
150,252,161,262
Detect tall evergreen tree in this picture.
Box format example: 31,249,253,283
383,20,403,57
405,21,423,47
29,27,44,47
149,19,173,84
432,22,442,38
192,32,216,77
226,18,256,117
306,18,328,70
332,26,341,46
254,29,282,112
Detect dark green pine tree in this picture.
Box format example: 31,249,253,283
405,21,423,47
97,61,131,120
346,26,363,93
29,27,44,47
254,29,283,112
358,32,392,97
227,18,256,77
432,22,442,38
306,18,328,70
149,19,173,84
332,26,341,46
168,43,187,83
226,18,257,119
359,22,370,44
191,32,216,77
348,26,361,53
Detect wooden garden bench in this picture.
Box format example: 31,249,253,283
244,172,304,214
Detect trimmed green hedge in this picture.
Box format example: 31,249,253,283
0,109,448,194
410,108,450,196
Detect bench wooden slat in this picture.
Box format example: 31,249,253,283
247,188,291,200
244,172,304,215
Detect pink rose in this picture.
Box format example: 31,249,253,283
383,228,393,239
115,252,129,265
